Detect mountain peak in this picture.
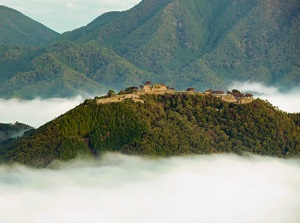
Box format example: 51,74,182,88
0,5,59,46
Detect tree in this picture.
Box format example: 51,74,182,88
124,86,138,94
107,90,115,97
232,89,241,94
145,81,151,85
186,87,196,92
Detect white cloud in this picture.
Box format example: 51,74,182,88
1,0,142,33
0,153,299,223
0,96,84,128
229,82,300,113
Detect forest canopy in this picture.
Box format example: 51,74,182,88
0,93,299,167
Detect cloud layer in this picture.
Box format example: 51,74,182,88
0,153,299,223
0,96,84,128
1,0,142,32
229,82,300,113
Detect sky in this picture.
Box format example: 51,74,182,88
0,153,299,223
0,0,142,33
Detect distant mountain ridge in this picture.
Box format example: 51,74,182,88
0,0,299,98
0,6,59,46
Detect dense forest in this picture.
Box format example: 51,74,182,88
1,93,299,167
0,0,299,98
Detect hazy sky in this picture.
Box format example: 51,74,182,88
1,0,142,33
0,153,299,223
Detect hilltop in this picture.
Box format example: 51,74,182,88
0,87,299,167
0,6,59,46
96,82,255,105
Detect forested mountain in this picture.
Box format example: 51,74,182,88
0,42,152,99
1,93,299,167
55,0,300,90
0,6,59,46
0,0,299,98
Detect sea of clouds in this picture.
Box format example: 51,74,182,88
0,96,85,128
229,82,300,113
0,153,299,223
0,82,300,223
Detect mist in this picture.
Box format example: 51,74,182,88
1,85,300,222
0,96,85,128
229,82,300,113
0,153,299,223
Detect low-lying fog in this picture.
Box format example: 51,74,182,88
0,96,85,128
229,82,300,113
0,83,300,222
0,153,299,223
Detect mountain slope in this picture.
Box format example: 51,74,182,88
0,6,59,46
1,93,299,166
0,41,152,99
59,0,300,89
0,0,299,98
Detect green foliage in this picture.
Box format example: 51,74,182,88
1,94,300,167
289,113,300,127
0,42,152,99
107,90,115,97
56,0,300,91
124,86,139,94
1,0,300,98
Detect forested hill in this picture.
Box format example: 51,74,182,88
0,0,299,99
1,93,299,167
0,6,59,46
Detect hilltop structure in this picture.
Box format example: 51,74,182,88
142,83,171,94
96,82,255,105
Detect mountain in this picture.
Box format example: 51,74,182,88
0,42,152,99
0,6,59,46
1,90,299,167
0,0,299,98
59,0,300,89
